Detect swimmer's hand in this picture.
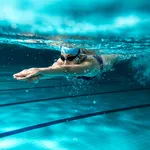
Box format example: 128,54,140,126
13,68,42,83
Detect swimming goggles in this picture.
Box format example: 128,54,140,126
60,49,80,61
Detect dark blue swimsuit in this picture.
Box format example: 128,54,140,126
93,56,103,70
77,55,103,80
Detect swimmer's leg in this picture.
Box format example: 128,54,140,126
101,54,137,72
115,54,137,63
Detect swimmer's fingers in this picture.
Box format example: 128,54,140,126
13,72,36,80
13,68,36,78
16,74,41,80
13,68,41,79
14,74,35,80
13,74,27,79
21,73,39,80
13,77,28,82
13,71,29,78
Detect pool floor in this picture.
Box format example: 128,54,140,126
0,66,150,150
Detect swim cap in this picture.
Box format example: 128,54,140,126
61,46,80,55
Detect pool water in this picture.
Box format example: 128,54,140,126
0,45,150,149
0,0,150,149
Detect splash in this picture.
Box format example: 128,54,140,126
132,53,150,85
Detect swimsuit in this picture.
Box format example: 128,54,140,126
77,55,103,80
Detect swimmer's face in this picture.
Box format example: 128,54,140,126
60,53,79,65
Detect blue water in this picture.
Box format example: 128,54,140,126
0,1,150,150
0,0,150,36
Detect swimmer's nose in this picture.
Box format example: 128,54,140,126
63,60,67,65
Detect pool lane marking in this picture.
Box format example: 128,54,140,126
0,103,149,138
0,87,150,107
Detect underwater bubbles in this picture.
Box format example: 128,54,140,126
132,52,150,85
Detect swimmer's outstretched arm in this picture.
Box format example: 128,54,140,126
13,60,98,81
39,61,95,79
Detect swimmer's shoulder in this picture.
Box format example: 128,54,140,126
52,58,63,66
81,55,100,65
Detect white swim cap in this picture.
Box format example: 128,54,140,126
61,46,80,55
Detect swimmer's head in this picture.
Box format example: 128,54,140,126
61,46,80,56
60,46,81,63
